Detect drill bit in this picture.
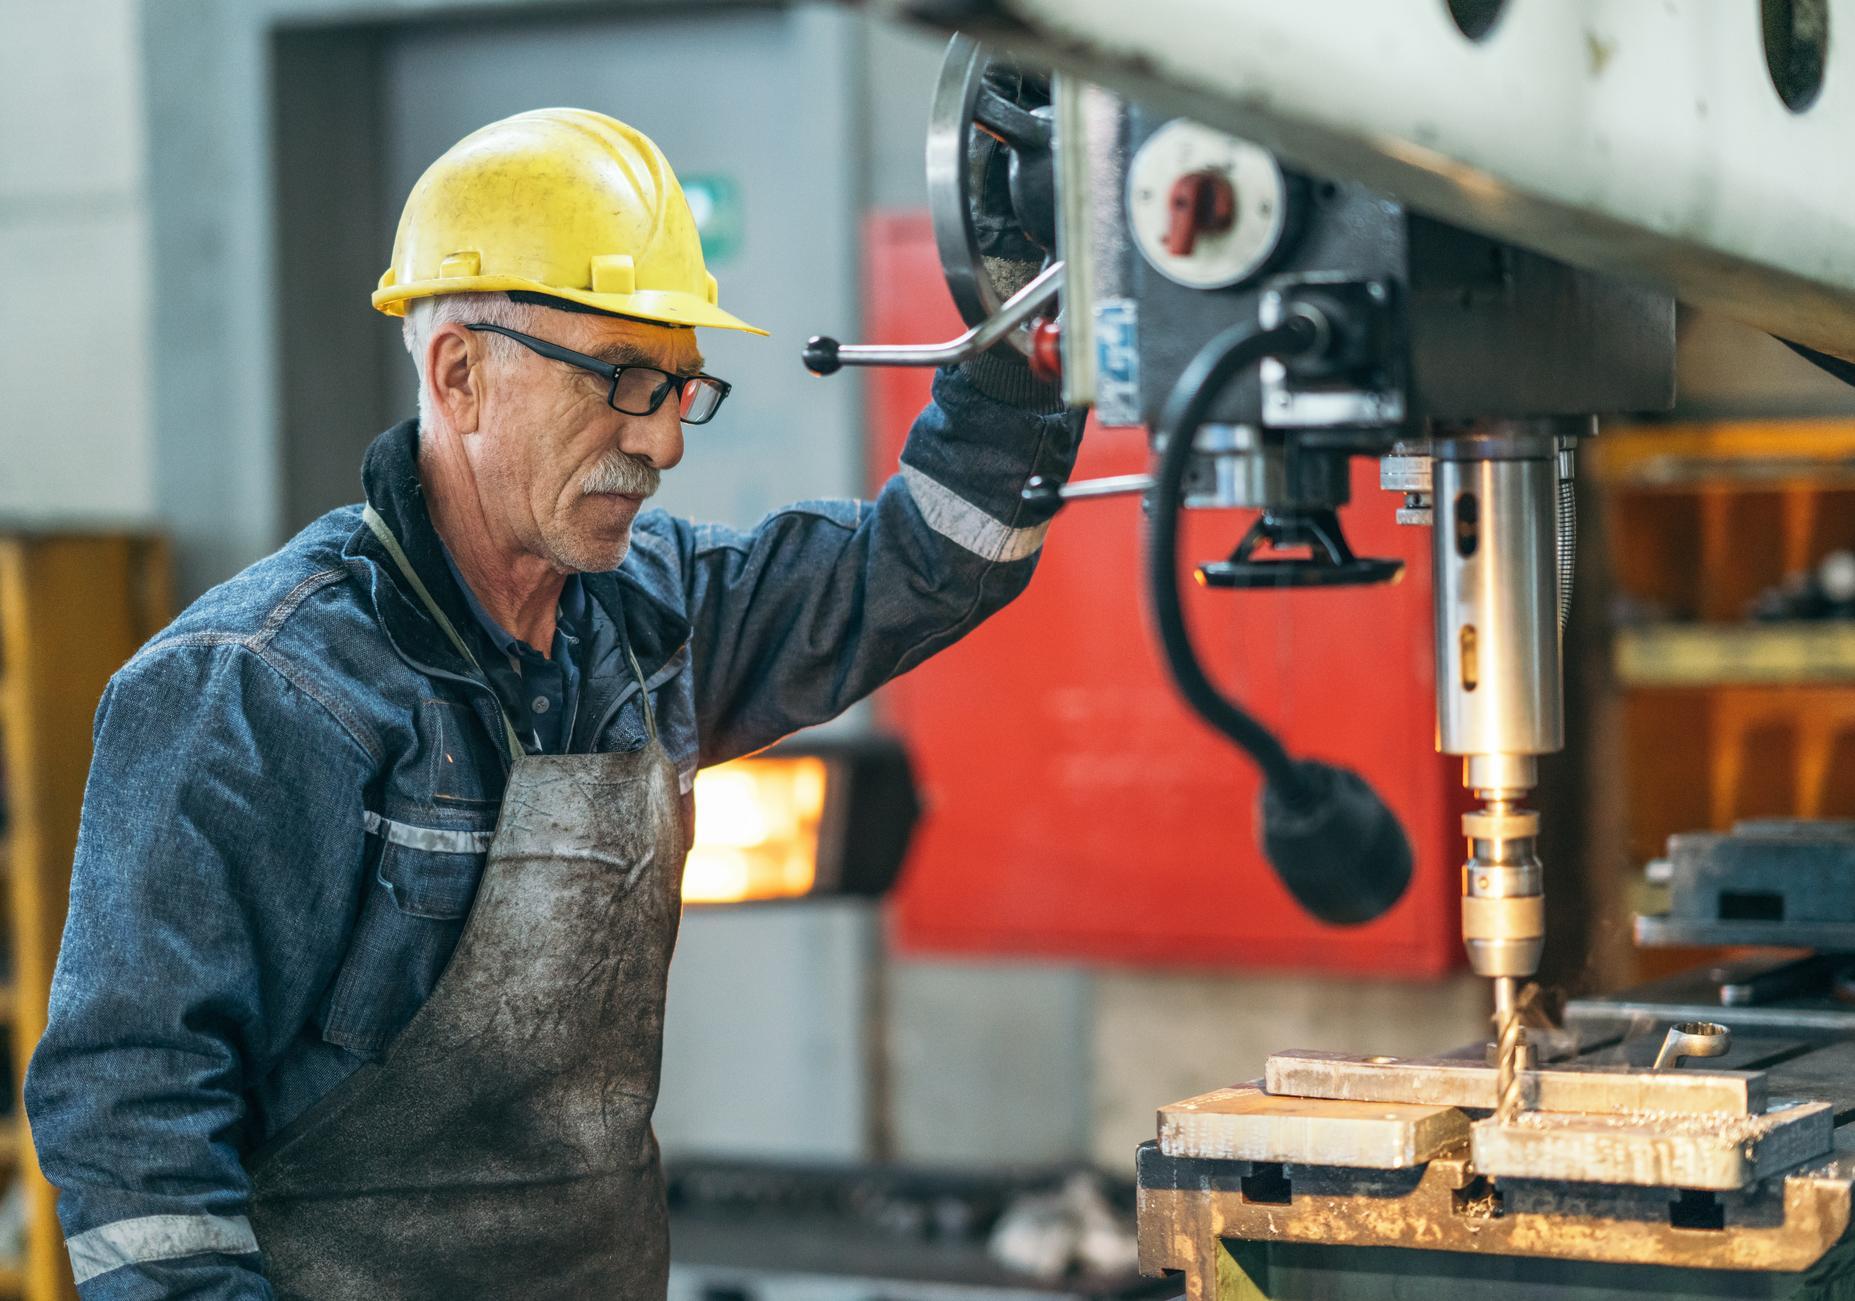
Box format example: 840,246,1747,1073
1493,978,1538,1122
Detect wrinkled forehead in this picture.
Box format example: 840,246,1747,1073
542,307,705,373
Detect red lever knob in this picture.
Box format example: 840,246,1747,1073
1029,316,1062,383
1165,169,1236,258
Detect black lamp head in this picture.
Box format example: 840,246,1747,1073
1259,759,1414,926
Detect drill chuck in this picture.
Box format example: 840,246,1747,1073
1461,805,1545,979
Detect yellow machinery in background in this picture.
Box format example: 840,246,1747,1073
0,534,169,1301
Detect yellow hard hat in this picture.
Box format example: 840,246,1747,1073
373,107,766,335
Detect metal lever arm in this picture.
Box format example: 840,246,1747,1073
803,261,1064,376
1021,473,1154,510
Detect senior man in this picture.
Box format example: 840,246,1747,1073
25,108,1079,1299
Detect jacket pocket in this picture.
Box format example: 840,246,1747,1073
320,819,491,1057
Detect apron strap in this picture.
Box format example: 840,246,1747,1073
621,640,659,745
362,503,661,755
363,504,525,765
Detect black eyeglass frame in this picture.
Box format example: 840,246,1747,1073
465,322,732,424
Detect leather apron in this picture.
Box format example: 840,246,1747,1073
249,506,685,1300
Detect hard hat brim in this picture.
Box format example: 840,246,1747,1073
373,276,769,336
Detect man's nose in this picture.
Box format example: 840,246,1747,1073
620,406,685,472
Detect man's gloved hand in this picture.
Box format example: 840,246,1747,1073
971,67,1049,272
959,66,1064,414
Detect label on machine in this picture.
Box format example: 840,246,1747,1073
1092,297,1142,427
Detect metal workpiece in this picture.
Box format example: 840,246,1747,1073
1172,1051,1832,1191
1141,789,1855,1296
1158,1084,1468,1170
1142,1033,1855,1294
1470,1099,1834,1192
1262,1050,1768,1118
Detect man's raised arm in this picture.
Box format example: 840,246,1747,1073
666,356,1084,767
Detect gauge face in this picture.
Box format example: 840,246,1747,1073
1127,120,1294,290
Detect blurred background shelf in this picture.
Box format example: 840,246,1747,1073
1586,422,1855,990
1614,622,1855,687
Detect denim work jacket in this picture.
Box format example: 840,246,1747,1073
25,366,1083,1298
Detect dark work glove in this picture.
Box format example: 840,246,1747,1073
971,67,1049,267
960,65,1063,413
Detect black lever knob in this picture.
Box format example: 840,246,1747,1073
1020,476,1064,511
803,336,842,376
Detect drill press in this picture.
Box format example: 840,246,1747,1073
806,44,1661,1057
821,7,1855,1294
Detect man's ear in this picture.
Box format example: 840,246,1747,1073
427,323,482,433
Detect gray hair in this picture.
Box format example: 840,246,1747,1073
401,293,545,430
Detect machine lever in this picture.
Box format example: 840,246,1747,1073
1021,473,1154,510
803,261,1064,375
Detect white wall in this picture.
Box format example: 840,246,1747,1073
0,0,153,523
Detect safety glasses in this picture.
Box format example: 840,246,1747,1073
466,323,732,424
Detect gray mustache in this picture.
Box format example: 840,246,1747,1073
580,449,661,498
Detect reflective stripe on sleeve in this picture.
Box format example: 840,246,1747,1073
66,1213,260,1284
898,464,1049,563
362,810,495,853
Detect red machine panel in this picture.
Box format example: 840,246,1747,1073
866,212,1461,974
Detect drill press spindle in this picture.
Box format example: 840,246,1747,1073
1433,425,1571,1110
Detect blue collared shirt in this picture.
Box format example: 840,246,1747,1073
438,548,586,755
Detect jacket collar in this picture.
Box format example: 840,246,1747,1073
342,419,690,689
